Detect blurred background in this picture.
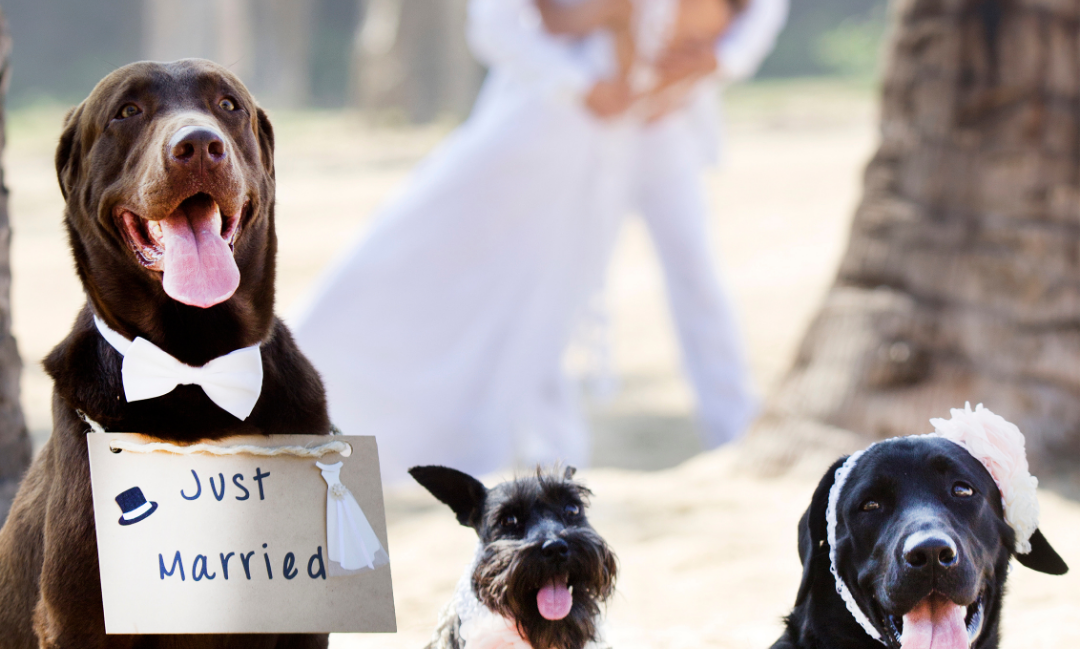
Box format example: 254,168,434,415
3,0,886,112
0,1,1076,648
3,0,890,468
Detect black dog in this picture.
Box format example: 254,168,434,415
772,436,1067,649
410,465,618,649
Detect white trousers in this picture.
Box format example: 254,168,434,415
631,115,758,448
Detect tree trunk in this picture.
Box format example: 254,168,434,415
143,0,312,108
351,0,483,123
743,0,1080,476
249,0,314,108
0,7,30,523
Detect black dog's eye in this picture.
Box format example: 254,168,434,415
861,500,881,512
219,97,237,112
952,482,974,498
115,103,141,119
501,514,519,528
564,503,581,517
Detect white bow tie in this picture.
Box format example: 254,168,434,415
94,316,263,421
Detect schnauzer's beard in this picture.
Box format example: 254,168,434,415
472,528,617,649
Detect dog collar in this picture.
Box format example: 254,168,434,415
825,404,1042,643
94,315,264,420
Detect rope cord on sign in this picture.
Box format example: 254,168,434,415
77,411,352,457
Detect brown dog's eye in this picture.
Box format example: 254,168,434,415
116,103,141,119
861,500,881,512
952,482,974,498
219,98,237,112
564,503,581,517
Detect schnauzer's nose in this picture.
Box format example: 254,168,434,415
903,532,959,570
542,538,570,560
169,125,227,171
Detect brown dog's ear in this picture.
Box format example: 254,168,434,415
794,456,847,607
55,105,84,200
409,465,487,529
1015,528,1068,575
255,107,275,176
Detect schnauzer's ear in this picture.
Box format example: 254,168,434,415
794,456,846,607
409,465,488,528
1015,529,1068,575
563,466,577,480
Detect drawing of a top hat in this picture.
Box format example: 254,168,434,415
115,486,158,526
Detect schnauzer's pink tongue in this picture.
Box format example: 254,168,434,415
159,196,239,308
901,596,968,649
537,577,573,621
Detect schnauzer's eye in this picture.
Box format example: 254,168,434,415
861,500,881,512
501,514,519,528
564,503,581,517
115,103,141,120
952,482,974,498
219,97,238,112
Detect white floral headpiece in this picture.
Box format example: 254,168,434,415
929,403,1040,554
824,403,1041,643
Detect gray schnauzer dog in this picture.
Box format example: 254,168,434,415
410,465,618,649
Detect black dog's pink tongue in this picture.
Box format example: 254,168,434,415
901,595,968,649
537,576,573,621
159,195,239,308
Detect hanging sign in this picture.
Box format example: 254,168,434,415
87,433,396,634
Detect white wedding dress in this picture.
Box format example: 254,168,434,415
292,0,787,484
316,461,390,574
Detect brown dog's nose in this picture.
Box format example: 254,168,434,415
169,125,227,170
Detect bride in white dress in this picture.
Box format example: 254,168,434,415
292,0,787,484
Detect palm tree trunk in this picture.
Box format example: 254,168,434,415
743,0,1080,476
0,7,30,523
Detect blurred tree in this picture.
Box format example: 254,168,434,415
745,0,1080,475
351,0,483,123
0,7,30,523
4,0,142,107
144,0,314,108
758,0,889,79
309,0,361,107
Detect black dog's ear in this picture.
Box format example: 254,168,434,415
563,466,577,480
794,456,847,607
55,104,85,201
409,465,487,528
255,107,275,176
1014,528,1068,575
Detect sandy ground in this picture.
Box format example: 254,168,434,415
5,79,1077,647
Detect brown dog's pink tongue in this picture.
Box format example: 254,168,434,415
159,196,239,308
901,596,968,649
536,577,573,621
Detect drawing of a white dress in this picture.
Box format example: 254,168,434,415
317,461,390,573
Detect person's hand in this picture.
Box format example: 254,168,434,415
602,0,633,29
536,0,631,36
654,42,719,90
639,85,693,123
584,78,633,119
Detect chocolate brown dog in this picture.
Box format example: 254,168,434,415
0,60,330,648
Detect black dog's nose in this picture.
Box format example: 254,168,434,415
542,538,569,560
904,535,959,569
169,125,227,170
